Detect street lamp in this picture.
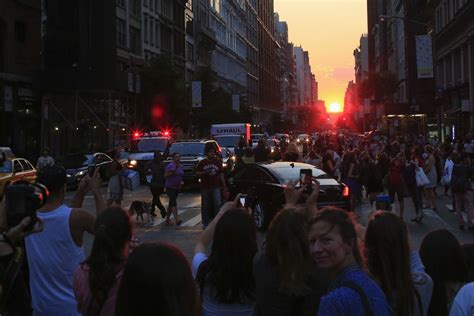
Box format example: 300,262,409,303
378,15,431,27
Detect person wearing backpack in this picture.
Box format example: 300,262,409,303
450,152,474,231
365,212,433,315
309,208,392,315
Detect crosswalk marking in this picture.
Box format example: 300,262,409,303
182,214,202,227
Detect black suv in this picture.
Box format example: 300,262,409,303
164,140,232,185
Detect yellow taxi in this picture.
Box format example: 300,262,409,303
0,157,37,198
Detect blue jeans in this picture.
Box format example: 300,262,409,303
201,188,222,226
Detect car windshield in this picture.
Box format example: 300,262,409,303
215,135,241,148
169,143,205,156
0,161,12,173
131,138,168,153
62,154,93,169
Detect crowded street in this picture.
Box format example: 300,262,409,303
2,0,474,314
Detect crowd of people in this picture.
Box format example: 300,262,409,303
1,132,474,315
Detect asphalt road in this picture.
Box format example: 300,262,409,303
65,183,474,264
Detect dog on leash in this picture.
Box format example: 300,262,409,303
128,201,155,224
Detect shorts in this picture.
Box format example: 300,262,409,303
166,187,179,207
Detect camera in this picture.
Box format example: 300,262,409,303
4,182,49,230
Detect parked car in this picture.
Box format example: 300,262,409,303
164,140,233,186
228,162,350,230
62,152,125,189
0,157,37,198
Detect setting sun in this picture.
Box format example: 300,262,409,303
329,102,342,113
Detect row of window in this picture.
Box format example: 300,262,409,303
435,0,468,32
436,44,470,89
116,18,141,55
144,14,160,47
117,0,174,19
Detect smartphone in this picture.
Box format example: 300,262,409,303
239,194,248,207
300,169,313,194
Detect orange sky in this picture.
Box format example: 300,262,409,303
274,0,367,112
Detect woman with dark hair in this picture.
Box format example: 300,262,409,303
308,208,392,315
419,229,468,316
365,211,433,316
253,208,328,316
116,242,200,316
73,207,132,316
194,197,257,315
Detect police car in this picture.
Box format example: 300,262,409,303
127,131,171,182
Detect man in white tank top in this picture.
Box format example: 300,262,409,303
25,165,106,316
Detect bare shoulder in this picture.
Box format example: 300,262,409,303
70,209,95,231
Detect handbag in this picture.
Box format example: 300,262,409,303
415,168,430,187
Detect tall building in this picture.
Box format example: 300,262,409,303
40,0,145,154
257,0,280,123
366,0,436,135
293,46,314,106
246,0,259,121
0,0,41,158
142,0,186,74
274,13,297,115
433,0,474,138
208,0,247,96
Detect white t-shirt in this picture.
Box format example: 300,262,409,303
449,282,474,316
192,252,255,316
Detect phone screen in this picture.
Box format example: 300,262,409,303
239,195,247,207
300,169,312,186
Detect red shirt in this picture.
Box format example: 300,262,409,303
389,159,405,185
196,158,223,189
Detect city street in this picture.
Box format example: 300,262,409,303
68,183,474,263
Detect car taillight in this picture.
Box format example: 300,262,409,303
342,186,350,198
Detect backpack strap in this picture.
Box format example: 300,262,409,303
340,281,373,316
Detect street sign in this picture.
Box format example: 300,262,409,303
416,35,434,78
192,81,202,108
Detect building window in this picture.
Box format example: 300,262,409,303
162,0,172,18
130,26,141,54
117,18,127,48
14,21,26,43
161,26,172,51
144,14,149,44
130,0,141,17
155,21,160,47
174,31,184,57
150,19,154,46
150,0,154,11
116,0,126,8
186,42,194,62
144,0,148,7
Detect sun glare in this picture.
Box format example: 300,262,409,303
329,102,341,113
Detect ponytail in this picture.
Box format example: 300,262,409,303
85,208,132,295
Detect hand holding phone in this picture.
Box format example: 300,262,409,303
300,169,313,194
